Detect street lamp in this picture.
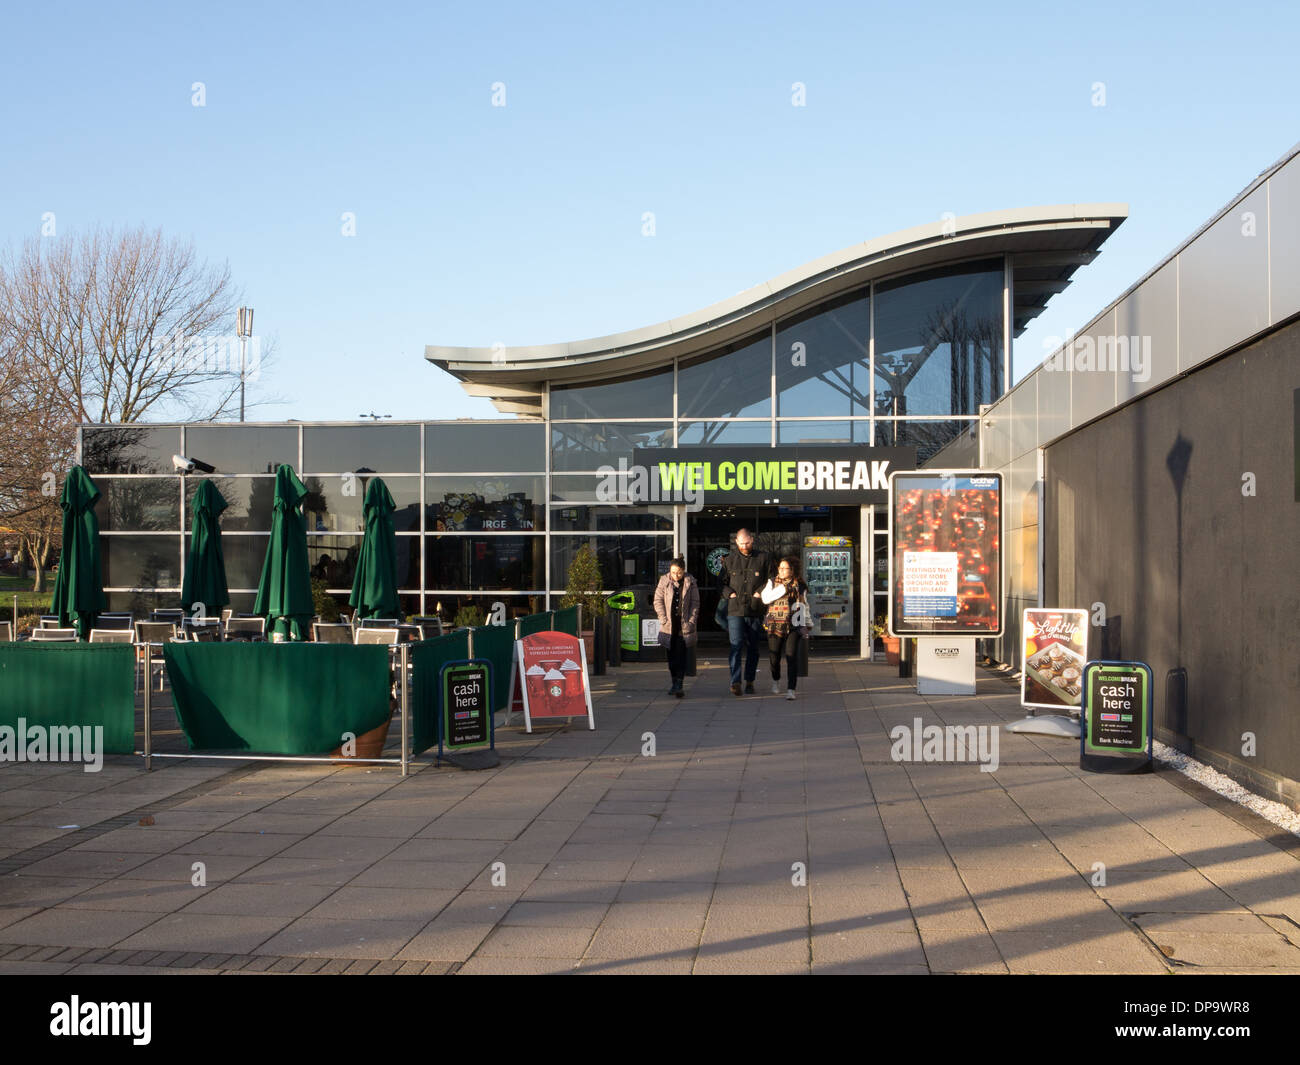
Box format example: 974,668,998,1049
237,307,254,422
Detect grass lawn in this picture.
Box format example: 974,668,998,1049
0,575,52,615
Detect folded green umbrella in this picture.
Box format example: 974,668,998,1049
49,466,106,639
182,479,231,618
254,464,313,641
349,477,400,620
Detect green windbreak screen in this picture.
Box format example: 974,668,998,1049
518,612,553,638
163,643,392,754
0,643,135,755
470,625,514,712
410,629,470,755
553,606,579,636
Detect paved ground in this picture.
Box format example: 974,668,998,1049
2,653,1299,975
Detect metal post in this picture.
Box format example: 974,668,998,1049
142,642,152,771
400,643,409,777
239,334,247,422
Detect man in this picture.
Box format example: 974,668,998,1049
719,528,772,695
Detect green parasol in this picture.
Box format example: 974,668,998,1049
182,479,231,618
49,466,106,639
349,477,400,620
254,464,313,641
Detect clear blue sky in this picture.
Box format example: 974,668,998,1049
3,0,1295,422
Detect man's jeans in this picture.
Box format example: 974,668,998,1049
727,615,764,686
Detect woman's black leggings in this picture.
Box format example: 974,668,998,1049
768,631,800,690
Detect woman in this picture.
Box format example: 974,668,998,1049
760,556,810,700
653,557,699,698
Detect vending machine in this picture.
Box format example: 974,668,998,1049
802,535,854,637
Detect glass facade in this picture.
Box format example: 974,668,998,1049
81,257,1007,622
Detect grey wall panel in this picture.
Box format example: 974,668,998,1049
1045,318,1300,802
1068,313,1120,430
1268,155,1300,325
1179,186,1270,371
1009,374,1038,460
982,397,1014,470
1036,360,1070,445
1116,260,1179,405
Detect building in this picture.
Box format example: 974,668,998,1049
78,147,1300,803
81,203,1125,649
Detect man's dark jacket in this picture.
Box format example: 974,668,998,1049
720,549,773,618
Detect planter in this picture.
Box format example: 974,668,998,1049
582,630,595,668
883,637,901,667
329,711,394,765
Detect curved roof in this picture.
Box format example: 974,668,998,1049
426,203,1127,415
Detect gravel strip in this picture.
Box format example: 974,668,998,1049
1154,740,1300,838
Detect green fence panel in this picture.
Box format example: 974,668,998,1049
0,643,135,756
552,606,580,636
518,612,551,638
163,643,392,754
469,625,514,713
410,629,470,755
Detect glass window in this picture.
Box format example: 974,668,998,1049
184,425,298,474
550,535,674,591
184,477,276,532
197,534,271,589
302,475,421,533
101,535,182,588
874,263,1004,418
82,426,181,474
550,422,672,471
550,368,673,419
303,425,421,473
678,333,772,418
549,505,673,532
676,421,771,446
550,475,606,502
777,421,854,444
304,535,420,590
426,593,546,627
428,476,544,532
426,535,543,591
425,423,545,473
93,478,179,532
874,420,970,464
776,291,871,417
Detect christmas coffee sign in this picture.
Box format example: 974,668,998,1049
511,631,595,733
1021,608,1089,711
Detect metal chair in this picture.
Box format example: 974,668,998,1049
0,621,11,642
225,617,266,641
312,622,353,644
220,607,234,627
151,608,185,626
189,627,222,643
135,621,177,690
89,628,134,644
31,627,78,642
39,615,61,628
411,616,444,638
359,617,400,627
95,613,134,630
354,627,399,646
180,616,223,639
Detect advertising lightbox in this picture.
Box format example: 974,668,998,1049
888,471,1002,637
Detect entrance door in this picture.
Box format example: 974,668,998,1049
686,505,860,640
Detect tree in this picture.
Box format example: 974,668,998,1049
559,542,607,630
0,225,266,591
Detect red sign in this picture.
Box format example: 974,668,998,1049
513,631,594,731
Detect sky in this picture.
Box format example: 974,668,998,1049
2,0,1296,423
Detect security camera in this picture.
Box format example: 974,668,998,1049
172,455,215,474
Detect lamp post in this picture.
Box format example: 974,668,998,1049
237,307,254,422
